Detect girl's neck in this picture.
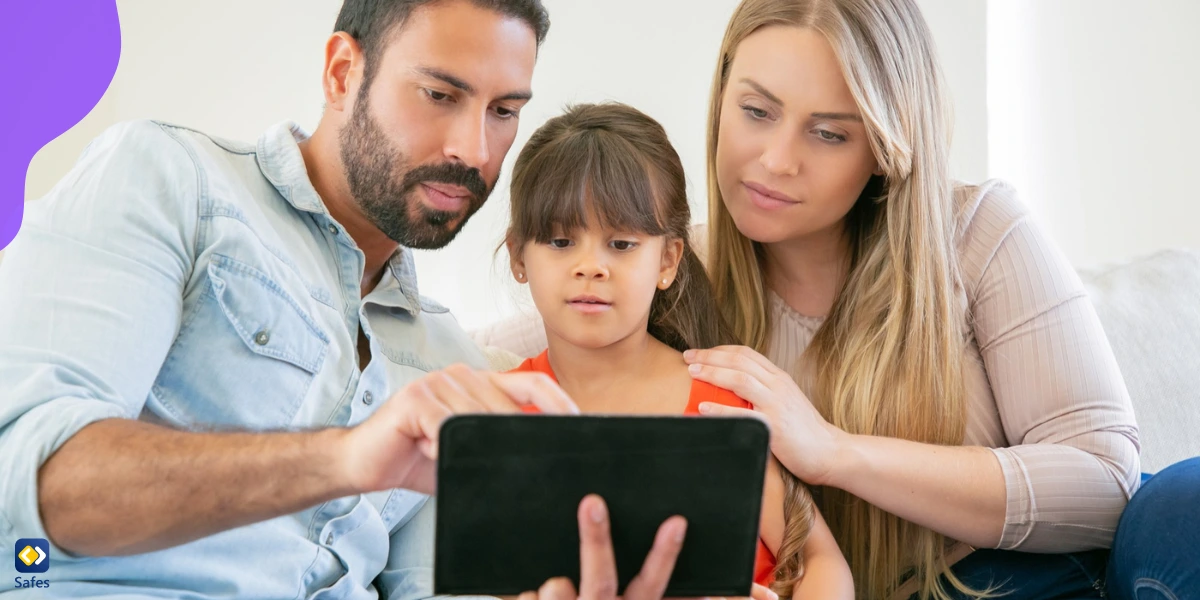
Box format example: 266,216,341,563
544,328,684,413
764,222,851,319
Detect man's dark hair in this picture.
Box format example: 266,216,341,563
334,0,549,84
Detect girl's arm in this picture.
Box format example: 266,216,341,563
761,460,853,599
789,509,853,600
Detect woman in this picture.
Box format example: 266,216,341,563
476,0,1200,598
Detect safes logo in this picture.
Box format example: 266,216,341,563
14,539,48,574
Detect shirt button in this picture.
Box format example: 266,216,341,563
327,223,338,235
253,330,270,345
363,391,374,405
325,533,333,545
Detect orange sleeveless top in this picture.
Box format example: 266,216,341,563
510,351,778,586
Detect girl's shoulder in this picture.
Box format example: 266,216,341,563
684,379,750,414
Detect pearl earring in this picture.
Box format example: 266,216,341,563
517,273,526,281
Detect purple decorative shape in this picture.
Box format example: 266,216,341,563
0,1,121,249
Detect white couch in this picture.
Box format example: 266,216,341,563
1078,248,1200,473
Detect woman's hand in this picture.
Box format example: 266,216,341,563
684,345,845,486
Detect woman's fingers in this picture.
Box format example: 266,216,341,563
685,345,781,378
686,363,773,407
696,402,767,425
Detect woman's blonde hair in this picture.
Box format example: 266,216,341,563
705,1,973,598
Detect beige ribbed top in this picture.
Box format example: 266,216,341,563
472,180,1141,553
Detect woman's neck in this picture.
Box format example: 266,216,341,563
764,223,851,318
544,329,683,412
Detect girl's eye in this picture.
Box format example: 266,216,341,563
815,129,847,143
610,240,637,251
549,238,572,249
740,104,770,120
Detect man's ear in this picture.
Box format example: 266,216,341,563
658,237,685,289
506,237,527,283
322,32,365,113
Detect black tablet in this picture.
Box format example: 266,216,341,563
433,414,769,597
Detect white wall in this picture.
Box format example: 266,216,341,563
988,0,1200,267
33,0,1159,331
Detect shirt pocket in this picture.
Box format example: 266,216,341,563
151,254,329,430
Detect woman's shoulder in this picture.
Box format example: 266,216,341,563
952,179,1040,288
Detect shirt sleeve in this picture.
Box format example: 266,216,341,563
0,120,200,552
965,183,1141,552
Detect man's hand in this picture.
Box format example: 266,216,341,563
519,495,780,600
339,364,578,495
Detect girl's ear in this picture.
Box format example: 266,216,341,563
507,237,527,284
658,238,685,289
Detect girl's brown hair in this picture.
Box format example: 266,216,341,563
506,102,736,352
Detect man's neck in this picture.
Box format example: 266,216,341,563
298,126,398,297
763,223,851,318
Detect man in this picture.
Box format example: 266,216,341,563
0,1,717,598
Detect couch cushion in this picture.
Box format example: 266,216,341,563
1078,249,1200,472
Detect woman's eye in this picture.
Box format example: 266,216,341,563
741,104,770,120
610,240,637,251
816,129,846,142
549,238,572,249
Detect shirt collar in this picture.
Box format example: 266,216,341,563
255,121,328,215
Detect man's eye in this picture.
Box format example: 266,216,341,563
425,89,451,102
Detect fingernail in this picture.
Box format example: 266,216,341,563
590,500,606,523
688,363,701,374
675,520,687,543
698,402,712,414
683,350,695,360
769,590,780,600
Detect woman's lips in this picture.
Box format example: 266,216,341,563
743,181,800,211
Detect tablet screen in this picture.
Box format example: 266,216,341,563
434,414,769,596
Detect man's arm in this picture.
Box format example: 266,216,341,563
38,420,354,556
38,364,578,557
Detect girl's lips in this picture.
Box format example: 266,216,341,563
567,297,612,314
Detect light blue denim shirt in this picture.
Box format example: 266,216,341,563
0,120,483,598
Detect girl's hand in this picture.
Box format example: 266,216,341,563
684,345,845,486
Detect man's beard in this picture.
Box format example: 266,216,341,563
338,90,491,249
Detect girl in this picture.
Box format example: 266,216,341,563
503,102,853,599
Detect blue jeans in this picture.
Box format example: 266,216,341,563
921,457,1200,599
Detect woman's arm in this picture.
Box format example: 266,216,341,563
688,184,1139,552
692,346,1005,548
